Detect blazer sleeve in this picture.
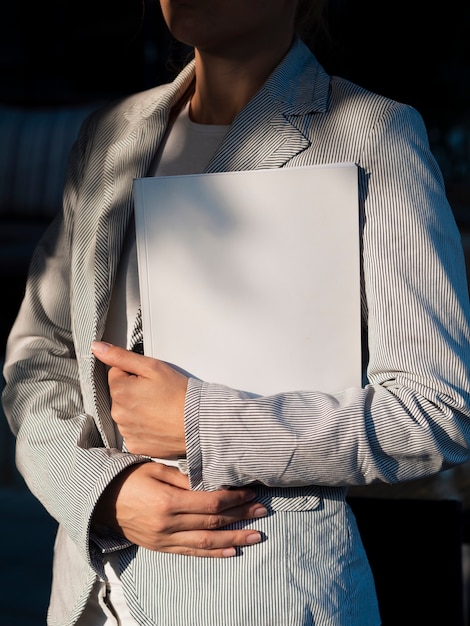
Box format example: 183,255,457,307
1,113,147,577
183,101,470,491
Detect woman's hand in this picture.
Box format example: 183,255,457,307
92,462,267,556
91,340,187,458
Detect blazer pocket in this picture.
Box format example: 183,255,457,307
251,485,322,512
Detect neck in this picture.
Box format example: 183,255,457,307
190,37,293,125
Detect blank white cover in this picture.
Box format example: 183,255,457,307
133,164,360,396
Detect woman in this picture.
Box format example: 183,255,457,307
3,0,470,624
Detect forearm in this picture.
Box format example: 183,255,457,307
4,359,146,574
1,217,146,574
185,375,470,491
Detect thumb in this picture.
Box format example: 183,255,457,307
149,462,191,490
91,340,148,375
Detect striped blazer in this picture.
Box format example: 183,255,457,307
3,38,470,625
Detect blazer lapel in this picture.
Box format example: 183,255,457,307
87,63,196,342
206,103,310,173
207,38,329,173
74,65,196,443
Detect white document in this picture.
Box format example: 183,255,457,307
133,164,361,396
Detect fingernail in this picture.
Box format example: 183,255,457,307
91,340,112,355
253,506,268,518
222,547,236,557
246,532,262,545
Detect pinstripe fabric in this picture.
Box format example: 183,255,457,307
2,38,470,625
119,486,376,626
130,306,143,352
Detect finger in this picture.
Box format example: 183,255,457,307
91,340,152,376
162,528,265,558
107,365,134,386
165,500,269,533
174,485,262,516
145,465,269,525
148,464,262,511
149,462,191,489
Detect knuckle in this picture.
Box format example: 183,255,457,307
108,385,122,404
151,520,168,535
148,509,171,534
108,366,124,386
205,493,224,515
151,463,165,478
144,358,160,376
195,534,213,551
206,514,223,530
155,499,172,520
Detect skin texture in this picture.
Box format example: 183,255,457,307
91,341,268,556
93,460,267,556
91,0,301,554
97,342,188,459
160,0,298,124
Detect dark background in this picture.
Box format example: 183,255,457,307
1,1,469,121
2,0,469,112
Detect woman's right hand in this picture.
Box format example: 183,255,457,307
92,462,268,557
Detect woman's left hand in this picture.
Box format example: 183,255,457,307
91,341,188,458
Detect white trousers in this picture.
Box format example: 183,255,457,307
76,554,139,626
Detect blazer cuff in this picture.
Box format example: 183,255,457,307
88,528,133,579
184,377,204,490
